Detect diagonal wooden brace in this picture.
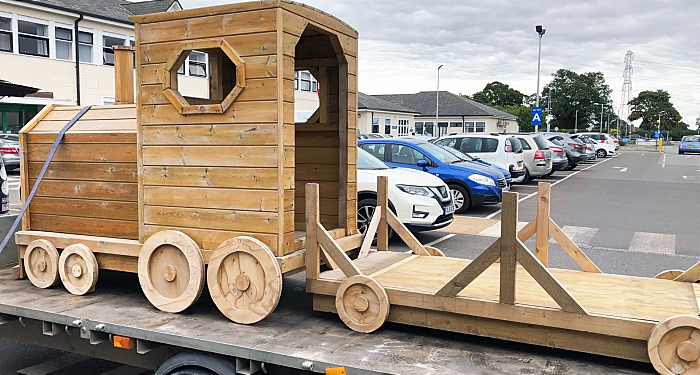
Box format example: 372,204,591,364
435,239,501,297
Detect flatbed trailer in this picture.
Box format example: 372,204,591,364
0,266,654,374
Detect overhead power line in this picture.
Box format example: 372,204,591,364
635,60,699,71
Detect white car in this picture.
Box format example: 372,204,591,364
357,148,454,237
580,132,620,150
590,138,617,158
433,133,526,181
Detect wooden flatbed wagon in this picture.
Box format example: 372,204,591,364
10,1,700,374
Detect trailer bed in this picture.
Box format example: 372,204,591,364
0,267,656,374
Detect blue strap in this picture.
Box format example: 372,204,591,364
0,105,93,254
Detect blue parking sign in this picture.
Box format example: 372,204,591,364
653,130,661,138
531,107,543,126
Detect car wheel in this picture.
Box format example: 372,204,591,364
544,169,555,177
679,150,683,155
522,168,531,183
357,198,394,240
596,149,607,158
449,185,470,214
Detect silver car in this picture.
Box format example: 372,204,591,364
0,134,19,171
515,134,552,182
571,134,597,161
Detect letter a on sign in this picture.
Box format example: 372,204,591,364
531,107,543,126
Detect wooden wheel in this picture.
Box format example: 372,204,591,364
648,315,700,375
335,275,389,333
24,239,59,288
655,270,685,281
207,236,282,324
138,230,205,313
58,244,98,295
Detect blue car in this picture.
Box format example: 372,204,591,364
679,135,700,154
358,138,507,214
438,145,513,185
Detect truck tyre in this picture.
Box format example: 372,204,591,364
155,353,237,375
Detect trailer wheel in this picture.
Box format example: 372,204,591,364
58,244,98,295
207,236,282,324
138,230,205,313
155,353,236,375
648,315,700,375
24,239,60,289
336,275,389,333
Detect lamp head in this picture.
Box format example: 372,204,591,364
536,25,545,36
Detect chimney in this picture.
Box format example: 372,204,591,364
113,45,135,105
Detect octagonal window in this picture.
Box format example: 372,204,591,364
163,39,246,115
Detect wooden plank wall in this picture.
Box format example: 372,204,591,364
135,6,290,255
281,6,359,240
23,105,139,240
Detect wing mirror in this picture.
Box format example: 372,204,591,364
417,160,429,171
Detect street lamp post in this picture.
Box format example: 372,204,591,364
593,103,604,133
436,64,443,137
575,109,578,133
535,25,546,133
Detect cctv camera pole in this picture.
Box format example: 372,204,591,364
436,64,443,137
575,109,578,133
535,25,545,133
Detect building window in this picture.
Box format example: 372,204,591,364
384,118,391,134
415,122,423,135
78,31,93,63
294,71,298,89
476,121,486,132
398,119,409,136
372,117,379,134
18,20,49,57
188,51,207,77
55,27,72,60
449,121,462,128
423,121,434,136
300,71,311,91
464,121,475,133
103,35,125,65
0,16,12,52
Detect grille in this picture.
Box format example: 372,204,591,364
436,186,448,198
497,178,507,188
433,214,454,226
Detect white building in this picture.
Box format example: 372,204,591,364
0,0,209,133
357,92,418,137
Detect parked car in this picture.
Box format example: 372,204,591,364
0,158,7,214
432,133,526,181
514,134,552,182
679,135,700,154
573,134,617,158
358,138,507,214
580,132,620,150
539,132,588,170
544,140,568,176
572,135,596,161
356,148,454,238
437,145,513,185
0,134,20,171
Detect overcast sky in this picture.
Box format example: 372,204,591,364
180,0,700,125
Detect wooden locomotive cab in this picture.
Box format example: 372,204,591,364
14,0,360,324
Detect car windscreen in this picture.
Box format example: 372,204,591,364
440,145,477,161
416,142,462,163
357,148,389,170
532,136,549,150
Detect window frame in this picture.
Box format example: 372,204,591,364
475,121,486,133
17,18,49,58
55,25,73,61
384,118,391,135
77,29,93,63
188,50,208,78
102,33,127,66
464,121,475,133
398,118,409,136
0,15,12,53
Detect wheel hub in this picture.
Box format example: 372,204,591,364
163,265,177,282
37,259,47,272
71,264,83,278
353,296,369,312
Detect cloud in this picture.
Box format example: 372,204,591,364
179,0,700,124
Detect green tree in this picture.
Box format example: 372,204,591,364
471,81,526,107
628,90,682,131
541,69,613,131
494,105,533,132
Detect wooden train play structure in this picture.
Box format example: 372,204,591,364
9,1,700,373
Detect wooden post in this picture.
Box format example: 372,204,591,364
377,176,389,251
113,46,135,105
535,183,551,266
306,183,320,281
500,192,518,305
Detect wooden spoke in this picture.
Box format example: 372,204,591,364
138,230,205,313
648,315,700,375
24,239,60,289
655,270,685,280
424,246,445,257
335,275,389,333
207,236,282,324
58,244,98,295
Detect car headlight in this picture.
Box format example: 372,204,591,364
468,174,495,186
396,184,434,197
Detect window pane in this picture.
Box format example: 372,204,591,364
78,31,92,44
300,80,310,91
460,138,482,153
311,80,317,92
390,144,417,165
178,64,185,74
464,122,475,132
475,121,486,132
78,44,92,63
56,40,72,60
19,35,48,56
0,17,10,31
301,71,311,79
372,118,379,125
438,122,448,128
0,32,11,52
103,36,125,49
18,21,47,36
189,62,206,77
361,143,385,161
189,51,206,62
103,49,114,65
485,138,499,152
56,27,72,41
518,138,532,150
384,119,390,125
449,122,461,128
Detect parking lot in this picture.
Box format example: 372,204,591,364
412,145,700,278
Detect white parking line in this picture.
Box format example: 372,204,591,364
629,232,676,255
485,156,618,219
424,233,455,247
